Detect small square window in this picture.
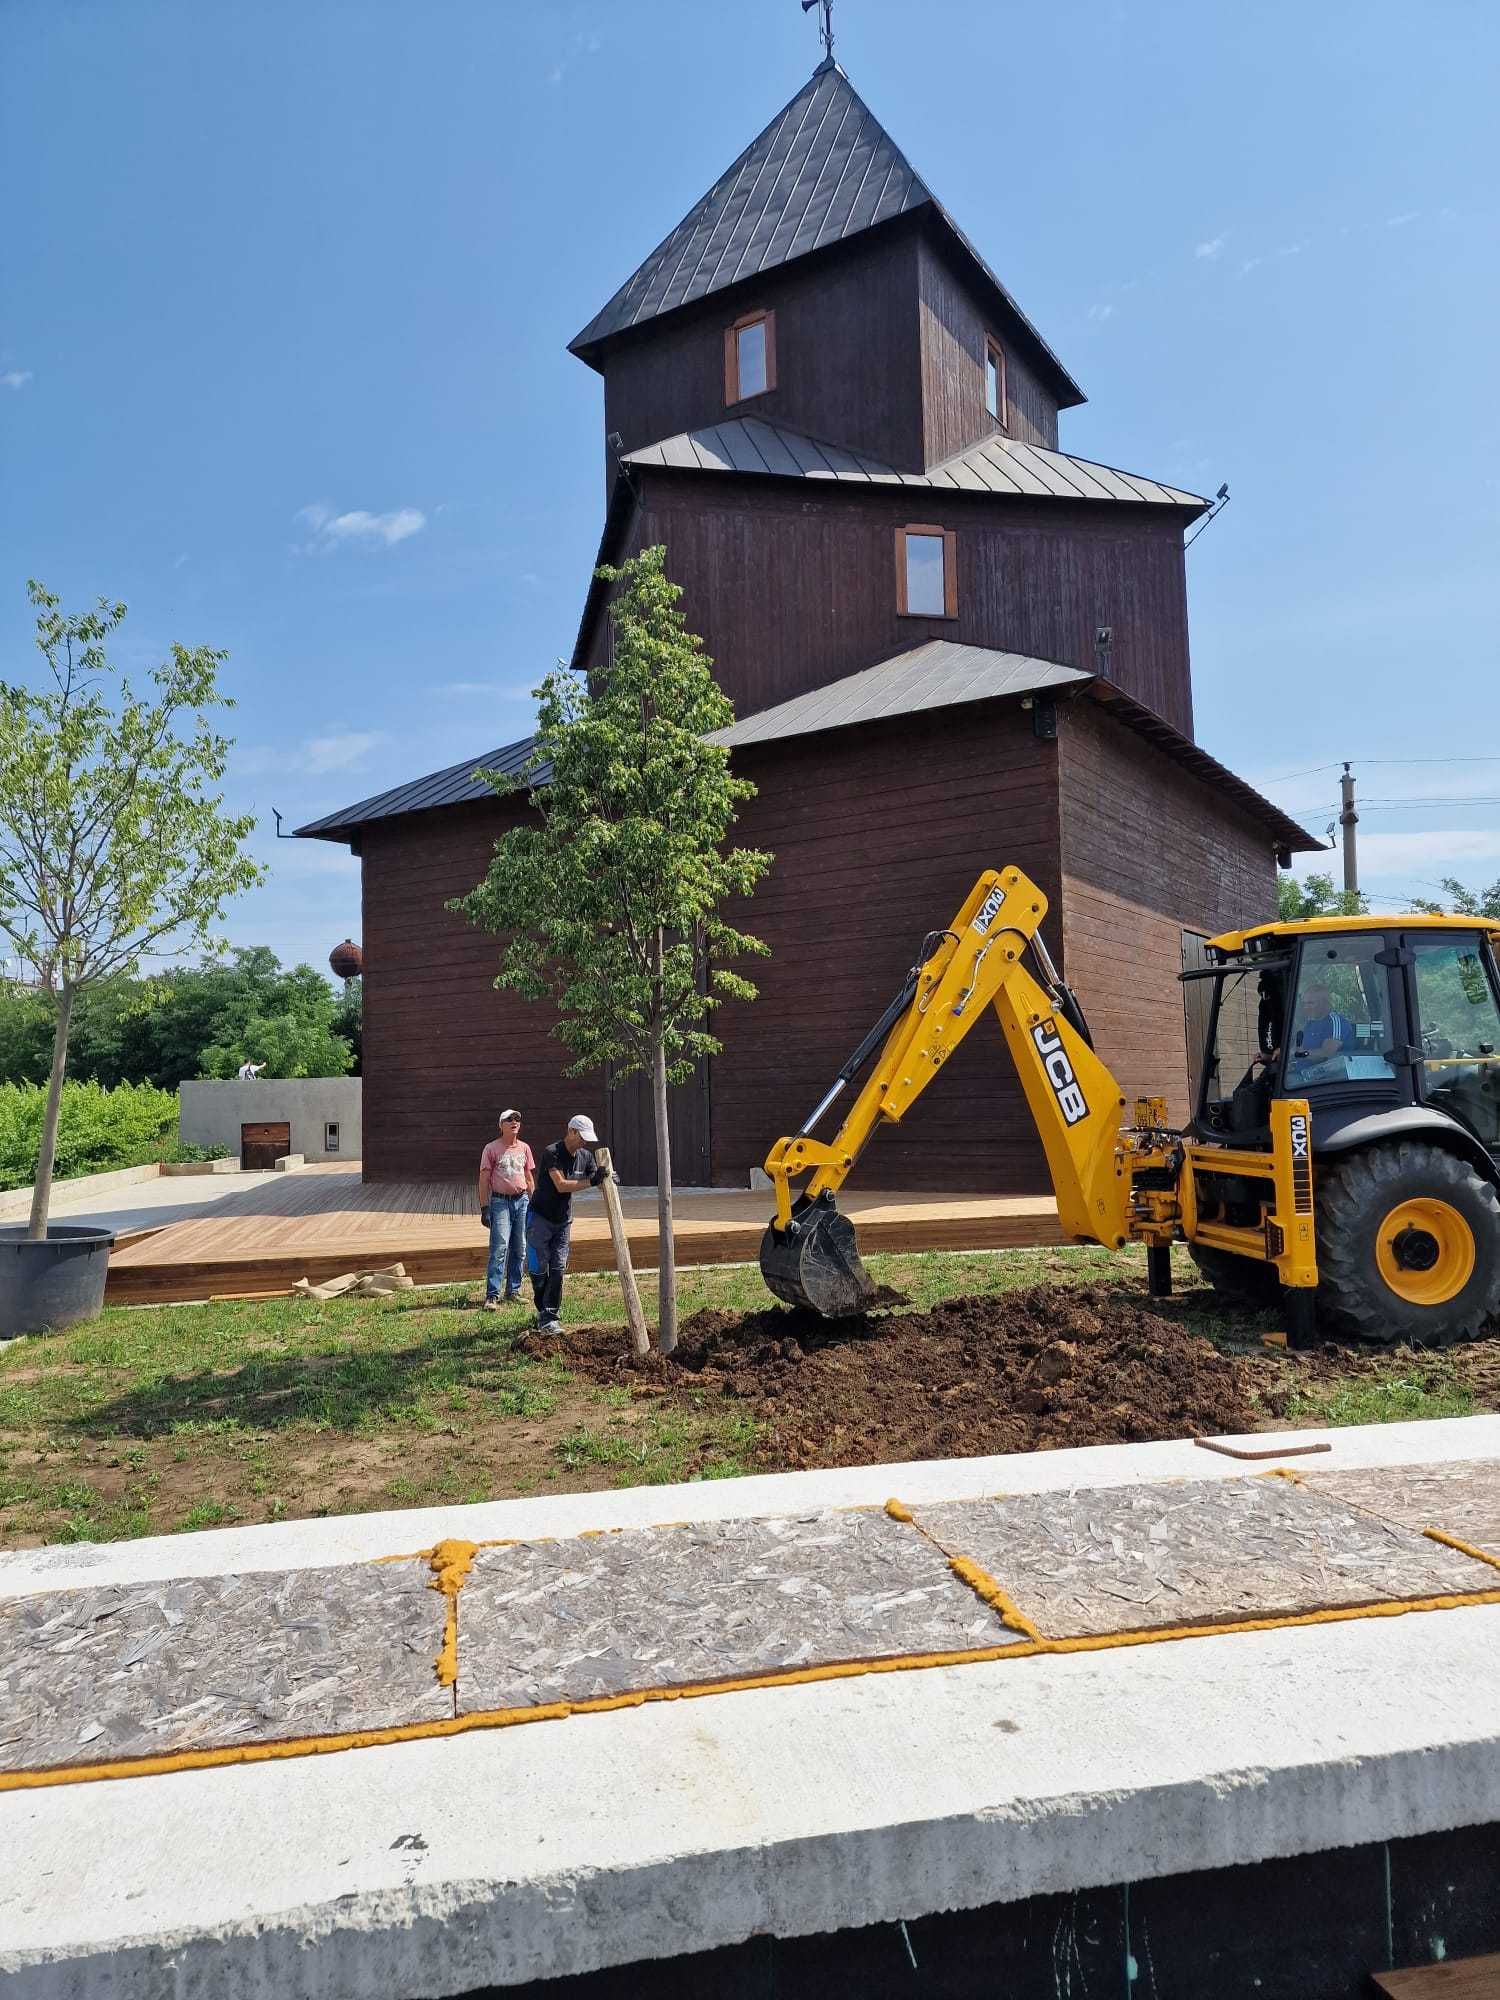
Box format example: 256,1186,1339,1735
897,525,957,619
724,310,776,404
985,336,1007,426
324,1121,340,1153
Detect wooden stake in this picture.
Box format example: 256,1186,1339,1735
595,1147,650,1358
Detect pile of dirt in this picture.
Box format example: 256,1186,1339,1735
527,1284,1258,1468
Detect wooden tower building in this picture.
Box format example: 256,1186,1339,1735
299,61,1316,1193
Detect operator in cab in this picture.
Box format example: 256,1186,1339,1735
1291,981,1358,1064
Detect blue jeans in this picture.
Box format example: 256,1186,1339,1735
486,1193,528,1299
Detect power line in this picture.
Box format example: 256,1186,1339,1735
1257,755,1500,789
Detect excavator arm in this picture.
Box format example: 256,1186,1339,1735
760,867,1318,1318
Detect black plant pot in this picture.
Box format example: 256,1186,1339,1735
0,1223,115,1338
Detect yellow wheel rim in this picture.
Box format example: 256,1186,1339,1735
1375,1199,1475,1307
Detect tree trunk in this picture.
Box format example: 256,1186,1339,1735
650,935,677,1354
28,982,74,1242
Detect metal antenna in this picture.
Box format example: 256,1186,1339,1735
801,0,834,62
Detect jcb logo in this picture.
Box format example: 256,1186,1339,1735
1289,1114,1310,1160
971,884,1006,936
1032,1019,1090,1126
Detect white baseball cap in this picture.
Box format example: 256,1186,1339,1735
567,1114,599,1143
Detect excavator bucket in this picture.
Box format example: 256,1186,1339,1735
759,1201,877,1317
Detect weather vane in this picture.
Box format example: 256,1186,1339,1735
801,0,834,62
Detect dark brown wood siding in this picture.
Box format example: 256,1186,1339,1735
359,801,606,1183
1055,699,1279,1123
600,225,926,486
359,801,710,1186
597,473,1193,735
918,237,1059,457
711,704,1063,1194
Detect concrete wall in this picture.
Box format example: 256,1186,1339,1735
178,1079,362,1165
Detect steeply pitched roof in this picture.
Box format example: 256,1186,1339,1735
709,642,1089,748
294,735,544,841
623,416,1207,509
569,61,1083,408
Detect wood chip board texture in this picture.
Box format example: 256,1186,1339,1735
456,1509,1023,1713
0,1561,450,1774
910,1479,1486,1640
1301,1459,1500,1557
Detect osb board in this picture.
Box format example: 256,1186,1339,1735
456,1508,1023,1713
0,1560,449,1774
1302,1461,1500,1559
911,1478,1486,1640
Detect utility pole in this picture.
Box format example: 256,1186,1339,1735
1339,762,1359,897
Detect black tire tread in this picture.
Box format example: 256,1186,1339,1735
1316,1141,1500,1346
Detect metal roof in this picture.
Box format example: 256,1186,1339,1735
623,416,1207,509
569,62,1084,409
709,641,1320,852
294,734,544,841
709,642,1090,748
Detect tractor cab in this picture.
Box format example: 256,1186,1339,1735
1189,916,1500,1170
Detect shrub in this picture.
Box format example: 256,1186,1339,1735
0,1080,178,1190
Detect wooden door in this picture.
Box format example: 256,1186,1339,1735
241,1121,291,1170
603,1062,711,1188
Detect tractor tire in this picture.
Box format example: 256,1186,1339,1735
1188,1244,1281,1308
1315,1141,1500,1346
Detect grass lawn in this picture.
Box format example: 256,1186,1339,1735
0,1244,1492,1550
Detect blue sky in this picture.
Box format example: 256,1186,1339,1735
3,0,1497,977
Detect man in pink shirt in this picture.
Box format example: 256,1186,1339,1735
478,1109,536,1309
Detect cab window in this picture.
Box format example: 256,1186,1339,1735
1412,936,1500,1146
1285,934,1395,1086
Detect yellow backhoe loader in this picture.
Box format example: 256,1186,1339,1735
759,867,1500,1349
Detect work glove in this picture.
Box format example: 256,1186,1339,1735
480,1205,491,1228
589,1164,613,1187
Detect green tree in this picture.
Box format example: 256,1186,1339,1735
1277,870,1369,921
454,546,770,1352
1408,877,1500,920
0,583,264,1238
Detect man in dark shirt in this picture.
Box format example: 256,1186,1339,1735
524,1114,608,1329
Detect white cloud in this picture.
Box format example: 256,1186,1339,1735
295,502,426,550
1237,256,1264,278
438,681,493,698
1,370,32,390
1387,211,1419,228
1086,303,1116,322
1194,236,1226,260
304,730,386,774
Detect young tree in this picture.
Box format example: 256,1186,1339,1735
454,546,770,1352
0,583,264,1238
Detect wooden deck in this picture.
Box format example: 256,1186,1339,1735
105,1165,1063,1305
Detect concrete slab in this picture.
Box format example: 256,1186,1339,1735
1303,1459,1500,1557
910,1478,1484,1638
0,1559,449,1773
456,1509,1019,1713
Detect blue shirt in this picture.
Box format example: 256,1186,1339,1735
1299,1011,1356,1053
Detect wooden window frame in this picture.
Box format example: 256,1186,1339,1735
724,309,776,405
985,334,1008,429
896,524,958,620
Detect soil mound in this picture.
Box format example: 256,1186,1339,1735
531,1283,1257,1468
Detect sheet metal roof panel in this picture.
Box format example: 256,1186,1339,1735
707,642,1091,749
294,736,546,839
569,66,1084,409
622,420,1207,511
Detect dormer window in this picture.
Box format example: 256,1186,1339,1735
985,335,1007,427
896,525,957,619
725,310,775,404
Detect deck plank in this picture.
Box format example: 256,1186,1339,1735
103,1167,1063,1304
